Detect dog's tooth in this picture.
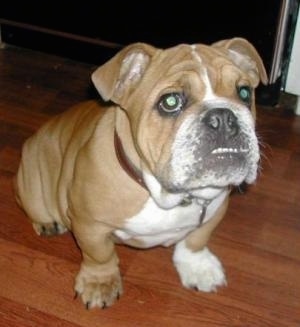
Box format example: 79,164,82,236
240,148,249,153
213,147,243,155
212,148,222,154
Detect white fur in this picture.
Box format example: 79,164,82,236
170,114,199,187
173,242,227,292
142,171,184,209
191,45,215,101
190,186,226,200
114,187,228,248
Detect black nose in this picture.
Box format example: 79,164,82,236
203,108,239,137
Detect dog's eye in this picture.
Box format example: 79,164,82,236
237,86,252,104
157,93,186,115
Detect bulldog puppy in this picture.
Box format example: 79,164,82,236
15,38,267,309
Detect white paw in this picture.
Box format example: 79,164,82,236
173,242,227,292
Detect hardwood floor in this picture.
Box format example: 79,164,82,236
0,45,300,327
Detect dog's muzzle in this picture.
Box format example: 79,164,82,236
166,105,260,191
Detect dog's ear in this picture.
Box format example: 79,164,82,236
212,38,268,87
92,43,156,103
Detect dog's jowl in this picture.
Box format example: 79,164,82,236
15,38,267,309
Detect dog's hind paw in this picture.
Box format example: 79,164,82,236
33,221,68,236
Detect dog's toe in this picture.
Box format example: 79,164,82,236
33,222,68,236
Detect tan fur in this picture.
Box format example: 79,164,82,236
15,39,267,309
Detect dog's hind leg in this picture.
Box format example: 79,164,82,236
14,149,68,237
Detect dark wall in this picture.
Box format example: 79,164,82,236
1,1,282,72
1,1,287,105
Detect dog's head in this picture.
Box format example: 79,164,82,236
92,38,267,205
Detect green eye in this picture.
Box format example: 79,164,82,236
158,93,185,115
237,86,252,103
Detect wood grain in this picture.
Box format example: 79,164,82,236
1,45,300,327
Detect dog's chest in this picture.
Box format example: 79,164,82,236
114,190,227,248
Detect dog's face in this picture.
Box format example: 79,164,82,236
92,39,267,196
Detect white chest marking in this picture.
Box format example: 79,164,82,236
114,189,228,248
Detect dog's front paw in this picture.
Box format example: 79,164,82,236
173,242,227,292
75,267,123,309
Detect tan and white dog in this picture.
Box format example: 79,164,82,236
15,38,267,309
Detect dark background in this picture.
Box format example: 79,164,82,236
0,1,291,104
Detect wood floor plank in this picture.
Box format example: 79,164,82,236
0,239,147,327
0,296,82,327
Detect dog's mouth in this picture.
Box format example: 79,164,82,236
204,146,249,171
164,144,256,193
190,145,254,187
201,137,252,169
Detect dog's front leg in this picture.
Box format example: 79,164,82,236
72,221,122,309
173,196,229,292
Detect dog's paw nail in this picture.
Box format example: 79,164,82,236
85,302,91,310
73,291,78,300
54,221,59,232
102,301,107,309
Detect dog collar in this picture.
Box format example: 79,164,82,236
114,130,147,189
198,200,211,224
182,196,211,224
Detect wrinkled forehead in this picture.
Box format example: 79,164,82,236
150,44,239,85
159,44,231,71
164,44,252,95
126,43,249,113
147,44,239,96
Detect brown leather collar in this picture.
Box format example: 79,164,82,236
114,130,147,189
